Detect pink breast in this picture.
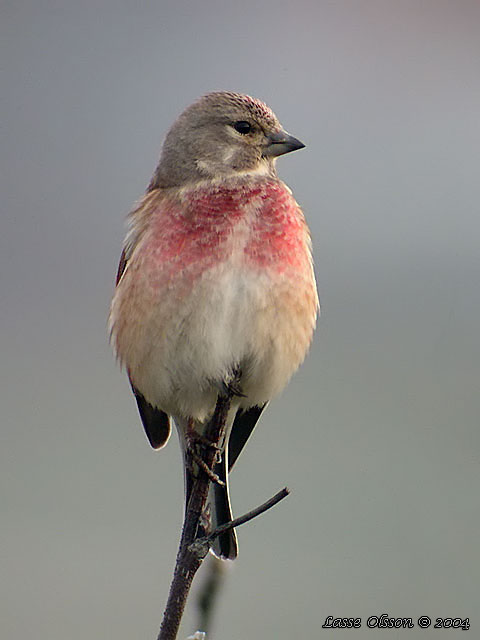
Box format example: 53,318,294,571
143,179,309,286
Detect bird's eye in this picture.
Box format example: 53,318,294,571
233,121,252,134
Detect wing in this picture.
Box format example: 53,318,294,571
131,382,171,449
228,403,267,471
113,196,172,450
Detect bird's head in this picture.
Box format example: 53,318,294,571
152,91,305,188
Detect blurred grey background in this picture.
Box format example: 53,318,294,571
2,1,479,638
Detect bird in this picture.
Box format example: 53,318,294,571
109,91,318,560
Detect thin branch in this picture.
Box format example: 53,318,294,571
201,487,290,546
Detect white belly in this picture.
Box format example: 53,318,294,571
118,260,315,422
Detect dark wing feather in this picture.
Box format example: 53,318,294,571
131,383,171,449
116,247,128,285
228,403,267,472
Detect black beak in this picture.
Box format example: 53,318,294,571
263,130,305,158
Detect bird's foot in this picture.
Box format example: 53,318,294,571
185,422,225,486
185,429,222,453
190,450,226,487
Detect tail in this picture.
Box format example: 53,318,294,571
208,454,238,560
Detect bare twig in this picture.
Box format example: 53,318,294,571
202,487,290,545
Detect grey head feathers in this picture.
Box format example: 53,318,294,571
149,91,290,190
